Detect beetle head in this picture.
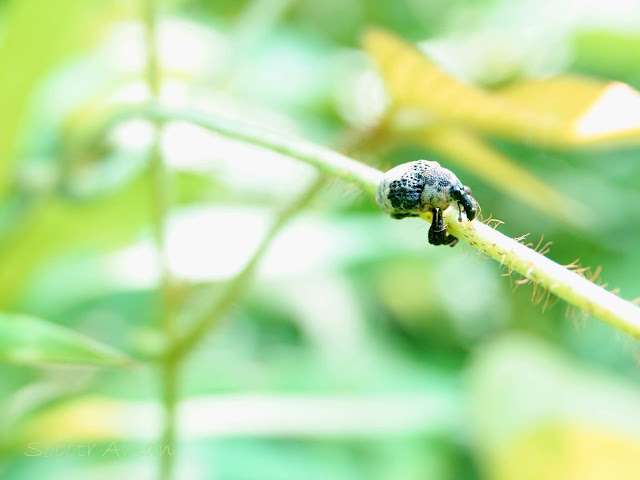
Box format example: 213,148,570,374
451,184,478,221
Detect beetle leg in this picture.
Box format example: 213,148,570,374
428,208,458,247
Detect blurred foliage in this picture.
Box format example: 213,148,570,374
470,335,640,480
363,28,640,226
0,312,131,367
0,0,640,479
572,30,640,87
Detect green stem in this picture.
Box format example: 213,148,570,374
143,2,171,317
104,104,383,196
91,102,640,340
130,105,640,341
438,210,640,339
168,176,326,361
159,358,178,480
142,2,177,480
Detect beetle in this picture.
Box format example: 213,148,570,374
376,160,479,247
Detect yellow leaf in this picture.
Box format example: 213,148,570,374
363,28,640,147
18,396,132,446
420,127,587,226
498,77,640,147
491,423,640,480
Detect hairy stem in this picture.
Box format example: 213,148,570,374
92,102,640,339
124,105,640,340
436,210,640,338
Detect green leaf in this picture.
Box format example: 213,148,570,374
572,29,640,83
0,168,221,310
0,0,133,197
0,175,153,309
0,311,132,367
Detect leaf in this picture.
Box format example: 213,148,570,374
468,334,640,472
0,312,132,366
363,28,640,148
0,0,136,198
0,176,153,310
0,169,214,310
0,0,97,196
492,423,640,480
497,76,640,147
363,28,562,144
384,100,585,224
572,29,640,83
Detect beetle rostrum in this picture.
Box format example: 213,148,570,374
376,160,479,247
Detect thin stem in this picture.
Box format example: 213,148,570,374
168,176,326,361
142,2,177,480
103,104,383,196
159,357,178,477
143,3,172,327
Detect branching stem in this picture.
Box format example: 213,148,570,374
168,176,326,361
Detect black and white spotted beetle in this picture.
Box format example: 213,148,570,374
376,160,479,247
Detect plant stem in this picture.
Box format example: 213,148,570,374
142,2,177,480
107,104,382,196
143,3,171,321
92,102,640,339
159,357,178,475
168,176,326,361
125,105,640,340
437,210,640,338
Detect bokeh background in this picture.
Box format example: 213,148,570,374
2,0,640,479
